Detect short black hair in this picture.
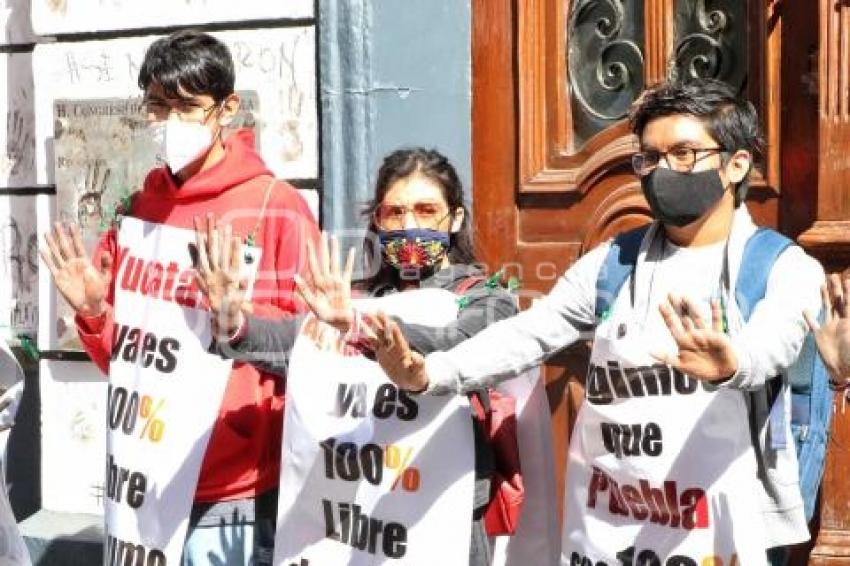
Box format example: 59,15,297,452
138,29,234,102
629,78,764,205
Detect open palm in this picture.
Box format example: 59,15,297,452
654,294,738,382
805,273,850,383
294,232,356,333
40,222,111,316
193,215,246,338
366,312,429,392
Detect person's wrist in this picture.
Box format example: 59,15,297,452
216,310,245,341
79,300,108,318
338,308,359,338
406,373,429,394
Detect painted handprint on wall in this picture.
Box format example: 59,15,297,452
0,198,39,337
1,86,35,185
76,159,111,231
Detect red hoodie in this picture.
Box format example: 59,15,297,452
76,129,318,502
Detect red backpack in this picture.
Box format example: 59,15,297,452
455,276,525,536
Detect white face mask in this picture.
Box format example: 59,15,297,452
150,119,215,174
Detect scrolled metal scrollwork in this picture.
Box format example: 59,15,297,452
672,0,745,89
568,0,645,135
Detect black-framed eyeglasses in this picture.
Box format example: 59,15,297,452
143,98,219,123
632,146,725,177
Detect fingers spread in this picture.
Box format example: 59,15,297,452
319,231,331,279
681,296,706,330
54,222,74,261
329,234,341,281
294,274,317,310
195,233,211,276
70,223,87,257
710,298,724,333
305,237,322,287
221,224,233,275
43,231,64,270
821,283,833,324
830,273,846,318
343,247,356,285
229,231,242,275
658,300,687,343
99,251,114,277
39,247,58,276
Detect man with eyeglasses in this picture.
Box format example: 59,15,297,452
40,29,318,565
366,78,825,564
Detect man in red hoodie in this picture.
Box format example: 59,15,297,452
40,30,318,565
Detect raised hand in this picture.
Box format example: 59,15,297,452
653,294,738,382
294,231,356,334
366,312,429,392
804,273,850,384
193,214,245,339
39,222,112,317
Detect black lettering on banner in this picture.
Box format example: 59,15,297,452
586,365,614,405
156,338,179,373
111,324,129,361
335,383,367,417
320,438,384,485
373,383,418,421
607,362,630,398
105,454,147,509
321,499,408,558
105,534,167,566
110,323,181,374
600,422,663,458
573,547,733,566
673,369,698,395
123,328,141,363
616,547,706,566
570,551,608,566
106,385,166,442
141,332,158,367
586,361,702,405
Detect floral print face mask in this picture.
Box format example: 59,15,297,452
379,228,450,276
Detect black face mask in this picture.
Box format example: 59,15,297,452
640,167,728,227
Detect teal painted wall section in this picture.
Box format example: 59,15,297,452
320,0,472,236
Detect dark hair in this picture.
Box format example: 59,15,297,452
359,148,475,291
629,77,765,206
138,30,234,102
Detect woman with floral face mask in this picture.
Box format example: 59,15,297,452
195,148,521,566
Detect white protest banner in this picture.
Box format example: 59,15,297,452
561,311,767,566
0,339,30,566
105,217,259,565
491,367,559,566
275,288,475,566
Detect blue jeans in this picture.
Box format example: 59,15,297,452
181,489,277,566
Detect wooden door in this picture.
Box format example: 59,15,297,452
471,0,850,560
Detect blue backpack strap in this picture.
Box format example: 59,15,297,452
735,228,794,321
594,226,649,322
735,228,794,450
736,228,832,521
